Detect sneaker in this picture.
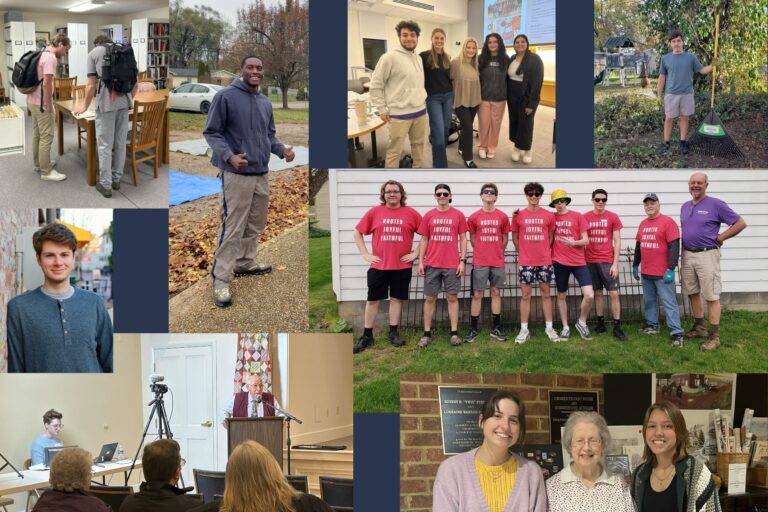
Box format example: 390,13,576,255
464,160,478,168
671,334,684,348
353,334,374,353
112,181,121,190
640,324,660,334
418,336,431,348
449,334,462,346
559,326,571,340
387,331,406,348
595,320,606,334
478,148,487,159
233,263,273,276
521,150,532,164
34,160,56,172
545,327,560,342
463,328,479,343
657,142,670,154
40,169,67,182
95,182,112,196
489,327,508,342
684,324,708,339
510,147,521,162
213,286,232,307
515,329,530,344
700,333,721,352
679,140,689,155
575,322,593,340
613,326,628,341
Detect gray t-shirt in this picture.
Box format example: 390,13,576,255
86,45,132,113
659,51,703,95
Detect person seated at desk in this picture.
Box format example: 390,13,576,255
189,440,333,512
119,439,201,512
31,409,65,465
32,447,111,512
220,374,284,428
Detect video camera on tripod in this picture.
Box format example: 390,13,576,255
149,373,168,394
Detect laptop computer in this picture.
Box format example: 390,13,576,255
43,445,78,468
94,442,119,463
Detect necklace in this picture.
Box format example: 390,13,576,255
652,465,675,485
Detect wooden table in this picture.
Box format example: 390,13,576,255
347,107,385,167
55,89,170,186
0,460,142,496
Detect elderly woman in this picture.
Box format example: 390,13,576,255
432,390,547,511
32,447,111,511
450,37,482,168
631,401,720,512
546,411,634,511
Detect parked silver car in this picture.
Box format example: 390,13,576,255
169,83,224,114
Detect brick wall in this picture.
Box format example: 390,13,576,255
400,373,604,511
0,209,38,373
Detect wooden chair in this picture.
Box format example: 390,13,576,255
0,497,14,512
286,474,309,493
0,71,6,104
125,97,166,185
54,76,77,101
72,85,88,148
319,476,353,511
192,469,225,504
89,485,133,510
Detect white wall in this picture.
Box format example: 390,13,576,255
330,169,768,302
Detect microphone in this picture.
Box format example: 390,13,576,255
255,396,262,403
149,374,165,384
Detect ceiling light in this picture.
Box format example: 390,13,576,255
69,0,106,12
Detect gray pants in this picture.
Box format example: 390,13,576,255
211,172,270,288
95,108,129,188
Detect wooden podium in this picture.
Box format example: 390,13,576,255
227,417,284,468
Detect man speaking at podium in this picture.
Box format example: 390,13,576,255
221,373,284,428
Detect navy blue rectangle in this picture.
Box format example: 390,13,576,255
112,208,169,333
354,413,399,511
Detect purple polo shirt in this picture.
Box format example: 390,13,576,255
680,196,741,249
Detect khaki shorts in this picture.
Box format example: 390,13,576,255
681,248,721,301
664,93,695,118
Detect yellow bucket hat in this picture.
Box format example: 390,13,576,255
549,189,571,208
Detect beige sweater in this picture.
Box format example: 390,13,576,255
450,56,481,108
369,46,427,116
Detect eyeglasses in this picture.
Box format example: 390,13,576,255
553,198,569,205
180,458,187,468
593,198,607,203
435,192,450,198
526,192,542,197
573,438,602,448
48,423,63,429
384,190,401,195
482,190,497,196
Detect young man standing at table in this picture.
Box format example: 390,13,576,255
27,33,70,182
74,35,139,198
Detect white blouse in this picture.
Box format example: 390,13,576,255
545,464,636,512
507,59,524,82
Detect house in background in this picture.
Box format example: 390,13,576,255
169,68,199,88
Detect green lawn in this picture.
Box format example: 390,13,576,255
308,235,341,331
170,108,308,132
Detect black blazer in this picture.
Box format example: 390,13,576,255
507,50,544,111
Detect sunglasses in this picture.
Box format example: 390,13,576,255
593,197,607,203
526,192,542,197
553,198,569,205
482,190,497,196
435,192,450,197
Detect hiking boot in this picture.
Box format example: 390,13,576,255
95,182,112,197
41,169,67,182
613,326,628,341
353,334,374,353
679,140,689,155
700,333,721,352
595,319,607,333
112,180,121,190
514,329,530,344
545,327,560,342
418,335,431,348
34,160,56,172
575,322,593,340
450,334,462,346
213,286,232,307
657,142,670,154
640,324,660,334
684,324,708,339
559,326,571,340
234,263,273,276
463,328,479,343
388,331,406,347
489,327,508,342
671,334,684,348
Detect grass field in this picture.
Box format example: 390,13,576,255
308,235,343,331
170,107,309,132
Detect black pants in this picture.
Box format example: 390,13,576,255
507,80,535,151
455,105,478,162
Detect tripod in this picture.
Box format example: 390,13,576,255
0,451,23,478
127,385,185,487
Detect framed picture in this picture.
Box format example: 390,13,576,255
35,31,50,50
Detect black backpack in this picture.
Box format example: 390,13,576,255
100,43,138,94
12,49,45,110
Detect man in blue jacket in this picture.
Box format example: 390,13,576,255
203,56,295,307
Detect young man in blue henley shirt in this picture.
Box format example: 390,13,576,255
7,223,113,373
203,56,295,307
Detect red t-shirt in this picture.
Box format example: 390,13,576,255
552,210,588,266
355,205,422,270
512,208,555,266
584,210,624,264
636,214,680,277
418,207,468,269
468,208,510,267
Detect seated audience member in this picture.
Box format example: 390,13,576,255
31,409,65,465
546,411,634,511
190,440,333,512
32,447,111,511
119,439,201,512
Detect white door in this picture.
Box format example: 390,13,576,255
151,346,216,487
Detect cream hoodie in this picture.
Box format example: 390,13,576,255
369,46,427,116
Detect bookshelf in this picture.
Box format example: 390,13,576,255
131,18,169,89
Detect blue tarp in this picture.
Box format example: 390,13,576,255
169,170,221,206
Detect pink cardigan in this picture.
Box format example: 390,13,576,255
432,448,548,512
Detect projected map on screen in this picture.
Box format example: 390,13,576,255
484,0,555,46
